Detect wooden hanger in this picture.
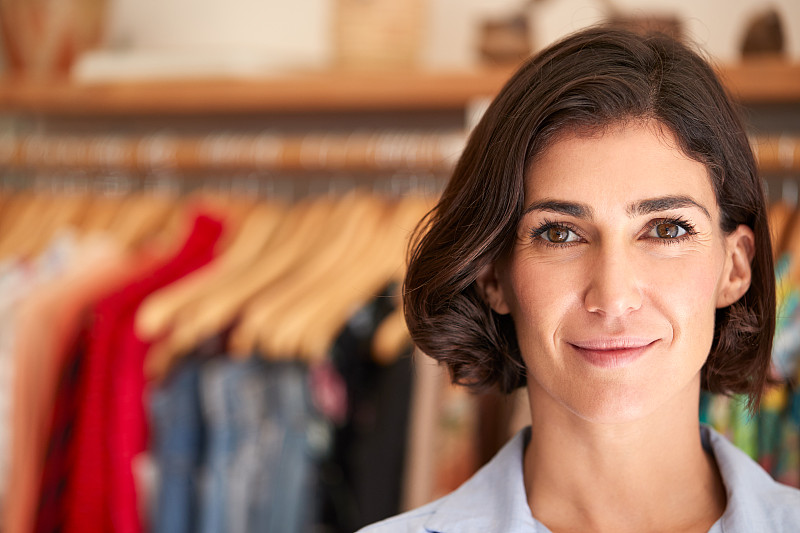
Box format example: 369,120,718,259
27,191,93,257
79,194,127,236
135,200,285,342
1,191,40,255
371,304,413,365
144,190,431,378
0,192,51,260
225,192,369,357
246,192,389,360
116,188,250,257
144,195,337,379
251,193,430,363
109,192,179,252
368,195,433,364
0,192,31,243
294,194,432,363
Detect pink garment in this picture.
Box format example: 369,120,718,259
4,239,160,533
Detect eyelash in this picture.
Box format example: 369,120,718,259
643,217,698,245
529,219,582,248
529,216,698,248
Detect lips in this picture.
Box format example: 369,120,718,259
567,338,657,368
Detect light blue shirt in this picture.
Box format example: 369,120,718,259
359,425,800,532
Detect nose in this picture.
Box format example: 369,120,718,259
583,244,643,318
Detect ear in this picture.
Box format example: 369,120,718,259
716,224,755,308
475,262,512,315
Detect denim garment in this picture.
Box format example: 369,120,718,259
200,355,329,533
198,356,244,533
149,357,205,533
359,425,800,533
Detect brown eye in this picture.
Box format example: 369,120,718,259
546,226,572,243
655,223,682,238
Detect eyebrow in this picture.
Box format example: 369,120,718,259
523,199,592,218
523,195,711,221
627,195,711,220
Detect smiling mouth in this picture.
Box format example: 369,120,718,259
568,339,657,368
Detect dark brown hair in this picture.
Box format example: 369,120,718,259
404,26,775,409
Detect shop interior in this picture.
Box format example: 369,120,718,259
0,0,798,531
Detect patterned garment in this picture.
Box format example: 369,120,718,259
699,251,800,488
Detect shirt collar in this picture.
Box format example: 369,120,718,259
424,427,540,533
423,425,789,533
701,424,786,531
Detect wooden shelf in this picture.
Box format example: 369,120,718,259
0,131,468,172
0,61,797,116
1,132,795,174
0,69,515,116
717,59,800,104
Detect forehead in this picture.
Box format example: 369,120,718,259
525,121,718,216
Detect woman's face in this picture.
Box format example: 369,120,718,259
481,121,753,424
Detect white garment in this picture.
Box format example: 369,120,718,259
359,425,800,532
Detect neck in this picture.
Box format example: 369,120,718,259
524,377,726,533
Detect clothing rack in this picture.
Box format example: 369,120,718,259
0,131,466,173
1,167,799,533
0,131,798,174
1,125,800,532
0,188,451,533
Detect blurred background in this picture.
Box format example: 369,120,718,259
0,1,799,532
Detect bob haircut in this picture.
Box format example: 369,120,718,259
404,25,775,409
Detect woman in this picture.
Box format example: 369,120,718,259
360,26,800,532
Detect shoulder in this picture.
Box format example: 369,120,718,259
741,476,800,531
357,427,536,533
765,482,800,516
753,477,800,527
704,425,800,531
355,498,441,533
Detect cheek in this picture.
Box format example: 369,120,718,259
652,256,719,303
504,258,578,339
644,253,724,344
